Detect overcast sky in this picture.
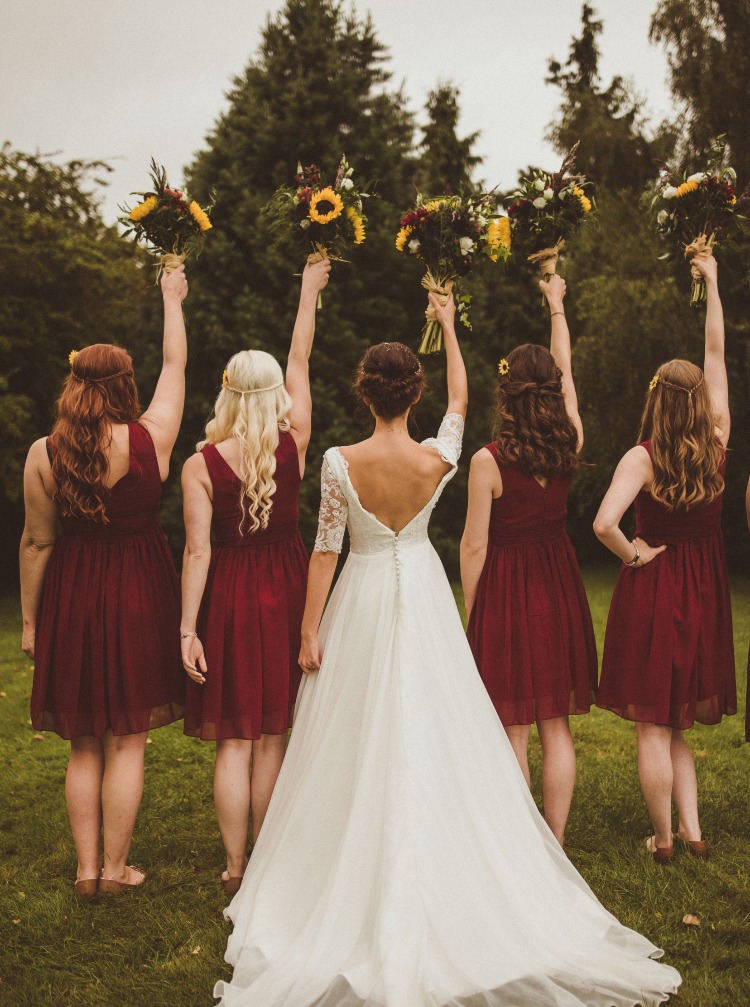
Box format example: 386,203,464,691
3,1,674,223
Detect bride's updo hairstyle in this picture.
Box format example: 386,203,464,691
199,349,292,534
353,342,426,421
51,344,140,523
494,343,580,478
639,358,724,511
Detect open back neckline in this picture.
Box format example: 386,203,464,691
333,446,453,538
101,423,133,492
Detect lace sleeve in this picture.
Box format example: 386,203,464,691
421,413,465,467
313,453,348,554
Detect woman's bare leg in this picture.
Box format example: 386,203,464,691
670,729,701,841
215,738,252,879
537,716,576,847
101,731,148,884
635,722,674,849
505,724,532,788
66,736,104,880
250,733,287,844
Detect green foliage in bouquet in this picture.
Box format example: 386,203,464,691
263,156,370,308
395,192,511,353
507,144,595,290
119,158,214,275
645,137,750,305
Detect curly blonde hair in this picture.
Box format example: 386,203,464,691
639,359,724,511
198,350,292,534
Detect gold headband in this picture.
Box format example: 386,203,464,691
649,372,704,395
222,370,283,395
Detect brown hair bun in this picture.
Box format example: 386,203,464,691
353,342,426,421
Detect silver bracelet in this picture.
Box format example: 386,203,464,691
625,544,640,567
180,631,198,639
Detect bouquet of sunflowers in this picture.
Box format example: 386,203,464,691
263,156,368,309
507,144,594,294
646,138,750,305
120,158,213,276
396,192,510,354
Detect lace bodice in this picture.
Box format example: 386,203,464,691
314,413,464,556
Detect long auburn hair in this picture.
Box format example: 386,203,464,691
198,350,292,534
50,344,141,523
493,343,580,478
639,359,724,510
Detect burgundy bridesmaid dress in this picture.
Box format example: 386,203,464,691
597,440,736,729
467,443,598,725
183,431,308,741
31,422,183,739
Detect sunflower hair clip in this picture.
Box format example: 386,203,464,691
498,358,510,378
649,374,659,391
222,370,229,388
69,349,80,367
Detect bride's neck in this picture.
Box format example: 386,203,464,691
372,414,410,438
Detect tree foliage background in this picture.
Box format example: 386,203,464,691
2,0,749,581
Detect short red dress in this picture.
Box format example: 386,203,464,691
597,441,736,730
31,422,183,740
183,431,308,741
467,445,598,726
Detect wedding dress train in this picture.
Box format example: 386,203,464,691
214,414,680,1007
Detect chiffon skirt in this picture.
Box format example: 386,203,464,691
215,539,680,1007
183,534,308,740
598,534,736,729
31,527,183,739
467,535,598,724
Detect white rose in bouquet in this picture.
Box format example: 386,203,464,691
663,186,677,199
459,236,475,255
543,188,554,201
534,178,546,192
657,209,669,225
532,196,547,210
688,173,705,184
408,238,421,253
340,177,354,190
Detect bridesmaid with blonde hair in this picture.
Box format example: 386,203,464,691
594,254,735,863
180,258,329,894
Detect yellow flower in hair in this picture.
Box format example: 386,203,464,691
347,206,366,244
675,179,699,199
222,370,229,388
129,195,158,222
68,349,80,366
649,374,659,391
309,188,344,224
498,358,510,377
572,186,592,213
189,201,212,232
395,225,413,252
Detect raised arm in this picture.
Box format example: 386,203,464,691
140,266,189,478
428,292,468,418
179,453,213,684
692,255,729,446
460,449,500,618
540,274,583,450
593,446,666,567
286,259,331,467
19,439,58,659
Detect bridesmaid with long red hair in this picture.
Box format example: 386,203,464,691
180,258,329,895
594,254,735,863
462,274,597,847
20,267,189,898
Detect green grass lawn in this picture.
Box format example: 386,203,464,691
1,570,748,1006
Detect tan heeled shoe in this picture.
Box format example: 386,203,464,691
73,877,99,900
643,835,675,865
98,866,146,894
675,833,709,860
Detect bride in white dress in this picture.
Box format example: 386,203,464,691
214,295,680,1007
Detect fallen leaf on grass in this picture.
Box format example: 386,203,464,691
146,738,154,745
32,734,44,741
190,946,201,954
175,757,183,762
0,691,7,698
682,914,701,927
11,916,20,924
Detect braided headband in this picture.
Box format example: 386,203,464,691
68,350,132,384
222,370,283,395
649,372,704,395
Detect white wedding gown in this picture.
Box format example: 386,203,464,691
214,414,680,1007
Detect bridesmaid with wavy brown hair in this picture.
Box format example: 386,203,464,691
594,254,735,864
20,267,188,898
462,274,597,848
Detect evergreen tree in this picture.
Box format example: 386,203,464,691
418,85,482,194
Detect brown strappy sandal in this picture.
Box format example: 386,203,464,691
98,866,147,894
675,833,709,860
221,876,243,897
643,835,675,865
73,877,99,900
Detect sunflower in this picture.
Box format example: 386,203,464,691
68,349,80,366
395,225,413,252
189,201,212,232
309,187,344,224
347,206,366,244
129,195,158,222
498,358,510,377
571,186,592,213
675,179,699,199
486,218,511,261
649,374,659,391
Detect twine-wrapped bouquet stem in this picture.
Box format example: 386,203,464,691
419,271,455,355
527,238,565,305
684,233,715,306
